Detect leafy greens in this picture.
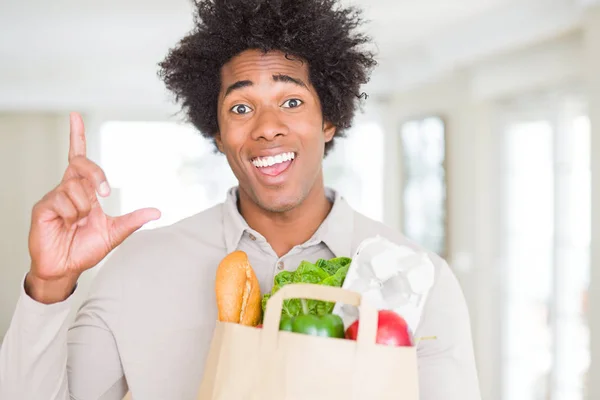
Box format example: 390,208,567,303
261,257,352,318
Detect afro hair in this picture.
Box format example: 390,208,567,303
158,0,377,155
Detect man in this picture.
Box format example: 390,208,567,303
0,0,481,399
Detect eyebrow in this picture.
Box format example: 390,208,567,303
224,80,253,98
223,74,308,99
272,74,308,89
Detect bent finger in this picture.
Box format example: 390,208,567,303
61,178,92,219
51,191,80,227
65,156,110,197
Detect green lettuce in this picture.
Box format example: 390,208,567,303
261,256,352,318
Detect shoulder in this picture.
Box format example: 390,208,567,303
95,203,227,280
120,203,224,253
350,209,463,319
351,210,446,266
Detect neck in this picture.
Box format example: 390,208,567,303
238,180,333,258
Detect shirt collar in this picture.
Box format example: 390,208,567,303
311,187,355,258
222,187,249,254
222,186,354,258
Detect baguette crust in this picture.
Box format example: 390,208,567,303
215,250,262,326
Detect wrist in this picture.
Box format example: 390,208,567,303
24,272,79,305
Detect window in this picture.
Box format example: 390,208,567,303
323,120,385,222
502,120,554,400
99,119,385,230
499,97,590,400
100,121,238,230
400,116,447,257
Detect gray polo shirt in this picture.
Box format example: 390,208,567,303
0,187,481,400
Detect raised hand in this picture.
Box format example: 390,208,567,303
26,112,161,303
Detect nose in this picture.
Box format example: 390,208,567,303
251,107,288,141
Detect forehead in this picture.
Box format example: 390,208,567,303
220,49,309,84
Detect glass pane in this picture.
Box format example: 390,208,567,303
553,114,590,400
502,121,554,400
100,121,238,230
101,120,386,230
501,112,591,400
323,121,385,222
400,116,446,256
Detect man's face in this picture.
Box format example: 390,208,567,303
216,49,336,213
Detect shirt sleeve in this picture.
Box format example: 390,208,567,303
414,257,482,400
0,264,127,400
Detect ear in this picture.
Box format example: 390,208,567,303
215,133,224,153
323,121,336,143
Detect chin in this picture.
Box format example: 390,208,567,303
256,189,304,213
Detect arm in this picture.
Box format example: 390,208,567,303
0,276,73,400
66,259,128,399
414,258,481,400
1,112,158,400
0,270,126,400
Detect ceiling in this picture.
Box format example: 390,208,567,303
0,0,587,113
350,0,515,47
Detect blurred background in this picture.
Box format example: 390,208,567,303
1,0,599,399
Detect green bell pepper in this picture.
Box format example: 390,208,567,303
278,299,345,338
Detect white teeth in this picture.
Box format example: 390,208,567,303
252,152,295,168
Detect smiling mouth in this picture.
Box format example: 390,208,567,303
251,152,296,177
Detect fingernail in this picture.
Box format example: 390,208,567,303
99,181,110,196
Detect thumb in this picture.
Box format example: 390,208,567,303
109,207,161,246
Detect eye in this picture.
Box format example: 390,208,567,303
231,104,253,115
282,99,303,109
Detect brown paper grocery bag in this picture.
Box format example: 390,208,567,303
197,283,419,400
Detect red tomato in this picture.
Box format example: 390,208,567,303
256,324,263,328
345,310,412,347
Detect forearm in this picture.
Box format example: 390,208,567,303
1,270,127,400
0,275,72,399
25,270,79,305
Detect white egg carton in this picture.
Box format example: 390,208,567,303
332,236,436,336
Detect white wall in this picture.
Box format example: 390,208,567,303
0,113,99,339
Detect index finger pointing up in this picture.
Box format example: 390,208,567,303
68,112,87,162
